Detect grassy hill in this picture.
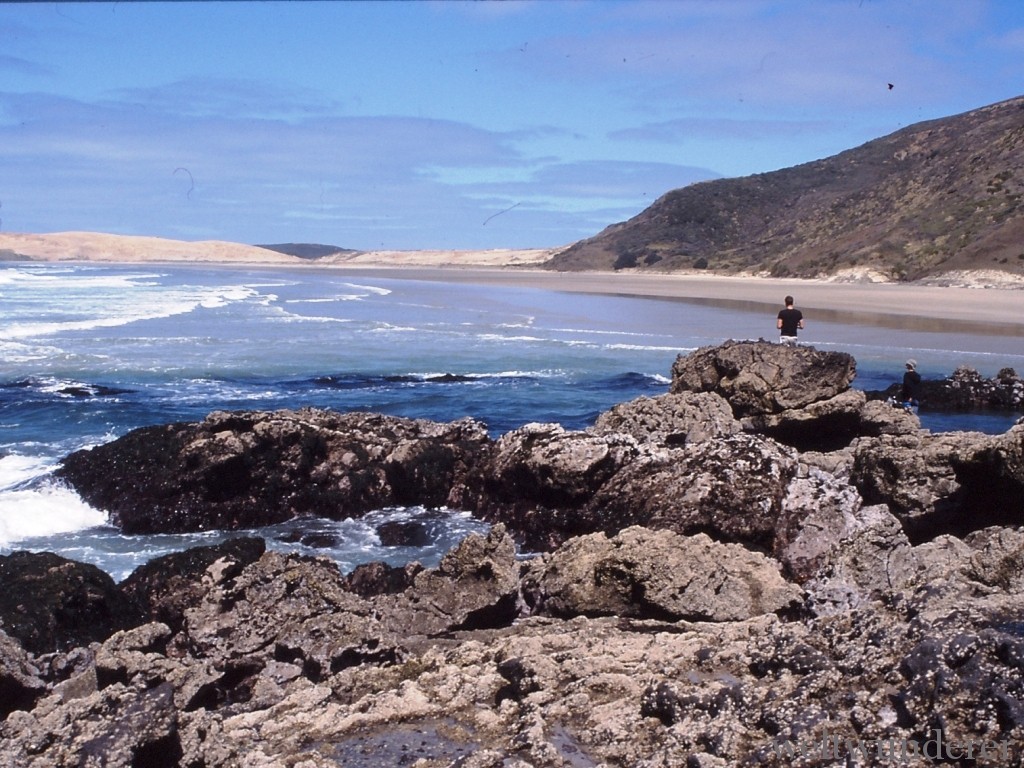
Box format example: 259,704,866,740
547,96,1024,280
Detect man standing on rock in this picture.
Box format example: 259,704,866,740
777,296,804,345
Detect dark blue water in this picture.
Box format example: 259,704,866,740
1,262,1020,578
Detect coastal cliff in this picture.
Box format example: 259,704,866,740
3,341,1024,766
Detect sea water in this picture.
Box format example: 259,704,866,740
1,262,1021,580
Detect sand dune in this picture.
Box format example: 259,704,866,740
0,231,556,267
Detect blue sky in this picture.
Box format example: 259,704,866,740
1,1,1022,250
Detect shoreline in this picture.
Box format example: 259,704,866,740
8,243,1024,331
312,265,1024,335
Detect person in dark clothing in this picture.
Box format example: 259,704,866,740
900,359,922,410
776,295,804,344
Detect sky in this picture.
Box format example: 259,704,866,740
1,1,1023,251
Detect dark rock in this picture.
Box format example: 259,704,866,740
118,537,266,633
0,551,144,654
376,520,431,547
297,532,341,548
867,365,1024,412
56,409,490,534
0,630,46,716
341,560,422,597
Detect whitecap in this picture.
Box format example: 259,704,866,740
0,482,107,549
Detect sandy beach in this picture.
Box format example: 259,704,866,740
3,231,1022,333
321,265,1024,336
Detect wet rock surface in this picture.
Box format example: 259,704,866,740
11,340,1024,766
56,409,490,534
869,364,1024,411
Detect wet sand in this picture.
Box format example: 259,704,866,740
323,266,1024,336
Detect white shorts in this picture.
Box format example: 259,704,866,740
779,335,799,345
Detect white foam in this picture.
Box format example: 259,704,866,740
0,453,52,491
0,483,107,548
341,282,392,296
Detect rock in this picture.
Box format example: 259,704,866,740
172,551,393,683
341,560,423,598
799,504,918,614
872,365,1024,412
670,340,862,451
56,409,490,534
851,426,1024,543
375,524,521,638
0,551,144,654
590,391,739,445
587,433,798,550
119,537,266,633
521,527,803,622
0,629,46,716
460,422,642,550
670,340,857,417
857,397,922,436
376,520,431,547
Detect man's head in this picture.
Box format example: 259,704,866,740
784,295,794,307
906,359,917,370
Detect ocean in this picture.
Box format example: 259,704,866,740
2,262,1021,581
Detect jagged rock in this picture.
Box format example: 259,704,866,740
962,526,1024,593
375,524,520,638
172,550,393,682
590,390,739,445
670,340,857,416
459,422,642,550
587,432,798,550
0,552,144,654
851,426,1024,543
774,466,874,582
799,505,919,614
119,537,266,633
55,409,490,534
520,527,803,621
0,630,46,717
868,365,1024,412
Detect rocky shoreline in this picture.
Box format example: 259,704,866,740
2,340,1023,766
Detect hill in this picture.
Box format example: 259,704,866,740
256,243,360,260
547,96,1024,281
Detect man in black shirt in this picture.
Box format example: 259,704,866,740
776,296,804,345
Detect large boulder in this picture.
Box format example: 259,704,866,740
56,409,490,534
586,432,798,549
670,340,857,416
590,390,739,445
851,425,1024,543
465,425,798,553
521,527,803,622
670,340,861,451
